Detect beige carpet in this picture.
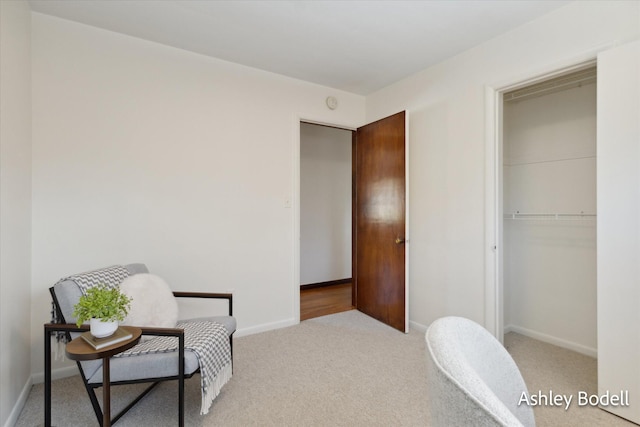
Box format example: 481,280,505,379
505,332,634,427
15,311,635,426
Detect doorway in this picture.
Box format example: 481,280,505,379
485,62,597,354
297,112,408,331
299,122,354,320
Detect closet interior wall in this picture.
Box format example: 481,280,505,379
503,70,597,357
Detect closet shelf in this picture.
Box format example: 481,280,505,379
504,212,596,221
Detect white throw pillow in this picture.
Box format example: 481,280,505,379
119,273,179,329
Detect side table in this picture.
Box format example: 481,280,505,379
65,326,142,427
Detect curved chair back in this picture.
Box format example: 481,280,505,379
425,316,535,427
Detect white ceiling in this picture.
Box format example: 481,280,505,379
28,0,570,95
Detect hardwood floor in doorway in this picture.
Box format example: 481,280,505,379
300,282,354,321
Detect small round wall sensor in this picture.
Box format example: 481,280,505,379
326,96,338,110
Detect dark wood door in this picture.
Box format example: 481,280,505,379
355,111,407,332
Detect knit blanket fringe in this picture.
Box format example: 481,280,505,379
202,362,232,415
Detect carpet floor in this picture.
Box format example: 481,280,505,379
15,311,635,426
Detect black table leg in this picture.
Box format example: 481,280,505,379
103,357,111,427
44,327,52,427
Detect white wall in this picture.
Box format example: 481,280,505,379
30,12,365,378
300,124,352,285
365,1,640,330
503,83,597,356
0,1,32,426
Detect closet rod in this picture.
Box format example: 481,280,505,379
503,67,597,102
504,212,596,220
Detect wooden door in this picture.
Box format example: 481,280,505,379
355,111,407,332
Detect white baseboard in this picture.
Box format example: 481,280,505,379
4,377,32,427
234,318,298,338
31,364,78,385
409,320,428,334
15,363,78,427
504,324,597,358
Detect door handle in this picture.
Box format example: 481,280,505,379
395,237,406,244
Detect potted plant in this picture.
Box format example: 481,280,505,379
73,284,132,338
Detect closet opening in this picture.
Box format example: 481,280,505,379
501,66,597,358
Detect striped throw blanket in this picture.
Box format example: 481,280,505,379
64,264,130,295
115,320,232,415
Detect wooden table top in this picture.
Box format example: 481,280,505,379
65,326,142,361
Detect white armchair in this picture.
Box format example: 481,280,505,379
425,316,535,427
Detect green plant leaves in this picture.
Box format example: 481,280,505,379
72,284,132,327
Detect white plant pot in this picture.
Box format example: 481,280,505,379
90,318,118,338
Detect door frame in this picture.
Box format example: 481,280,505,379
484,57,598,341
294,113,409,331
293,116,358,324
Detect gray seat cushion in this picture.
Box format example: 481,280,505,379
86,315,236,384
